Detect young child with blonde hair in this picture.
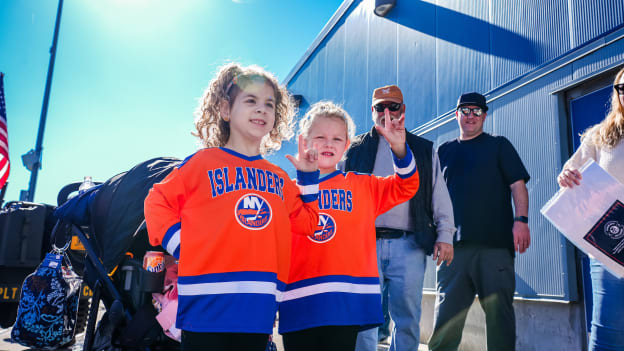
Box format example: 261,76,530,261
278,101,420,351
144,63,319,351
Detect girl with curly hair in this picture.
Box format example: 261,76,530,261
145,63,319,351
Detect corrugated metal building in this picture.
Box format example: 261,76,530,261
270,1,624,350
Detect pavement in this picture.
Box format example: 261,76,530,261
1,306,428,351
1,327,86,351
377,340,429,351
0,302,107,351
2,327,428,351
269,329,428,351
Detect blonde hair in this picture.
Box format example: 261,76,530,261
298,101,355,140
581,67,624,147
193,63,295,154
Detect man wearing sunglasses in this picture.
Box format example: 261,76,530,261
430,92,530,351
343,85,455,351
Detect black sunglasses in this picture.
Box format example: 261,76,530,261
614,83,624,95
458,107,484,117
374,102,402,112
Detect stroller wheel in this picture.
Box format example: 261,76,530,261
75,298,91,334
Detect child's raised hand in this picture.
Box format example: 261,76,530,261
375,109,407,158
286,135,319,172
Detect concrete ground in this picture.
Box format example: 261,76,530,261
1,306,428,351
1,328,427,351
0,302,107,351
270,326,428,351
1,327,88,351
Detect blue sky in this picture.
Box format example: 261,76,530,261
0,0,343,205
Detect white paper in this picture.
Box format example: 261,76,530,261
541,160,624,278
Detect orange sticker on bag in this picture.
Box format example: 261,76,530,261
70,236,86,251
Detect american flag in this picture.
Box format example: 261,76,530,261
0,73,9,189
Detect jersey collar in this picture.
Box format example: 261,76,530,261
219,147,263,161
319,169,343,182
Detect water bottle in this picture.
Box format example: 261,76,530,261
78,176,95,194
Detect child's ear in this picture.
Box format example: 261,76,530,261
219,99,231,122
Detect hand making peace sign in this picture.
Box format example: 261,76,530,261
375,109,407,158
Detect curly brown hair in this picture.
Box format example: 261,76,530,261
193,63,295,154
582,67,624,148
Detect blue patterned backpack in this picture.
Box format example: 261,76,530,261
11,247,82,349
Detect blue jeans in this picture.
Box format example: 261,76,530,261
355,235,426,351
589,259,624,351
379,282,391,340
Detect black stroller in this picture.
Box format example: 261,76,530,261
53,157,181,351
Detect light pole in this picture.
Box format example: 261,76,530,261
21,0,64,202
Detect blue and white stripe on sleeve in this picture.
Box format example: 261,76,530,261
296,170,320,203
393,144,417,179
162,222,181,259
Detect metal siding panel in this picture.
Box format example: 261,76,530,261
283,0,624,300
420,119,458,291
289,61,313,108
296,51,322,106
313,45,328,106
427,118,460,148
572,37,624,79
287,65,306,99
323,18,347,104
270,64,310,175
344,2,373,133
423,258,437,291
490,0,570,87
367,0,398,116
421,121,459,291
435,0,492,115
396,0,438,130
266,136,298,176
569,0,624,47
288,62,316,125
488,67,575,298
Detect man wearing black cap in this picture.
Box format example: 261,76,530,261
429,92,530,351
343,85,455,351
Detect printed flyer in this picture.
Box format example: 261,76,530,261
541,160,624,278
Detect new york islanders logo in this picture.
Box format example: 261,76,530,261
235,194,272,230
308,213,336,243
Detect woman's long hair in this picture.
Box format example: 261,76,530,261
582,67,624,147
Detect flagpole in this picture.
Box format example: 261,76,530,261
0,72,9,204
0,182,7,205
24,0,64,202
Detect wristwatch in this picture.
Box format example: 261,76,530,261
514,216,529,223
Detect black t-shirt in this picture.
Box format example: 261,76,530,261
438,133,530,250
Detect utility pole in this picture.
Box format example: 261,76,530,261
21,0,64,202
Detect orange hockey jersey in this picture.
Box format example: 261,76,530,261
278,147,419,333
144,147,319,334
